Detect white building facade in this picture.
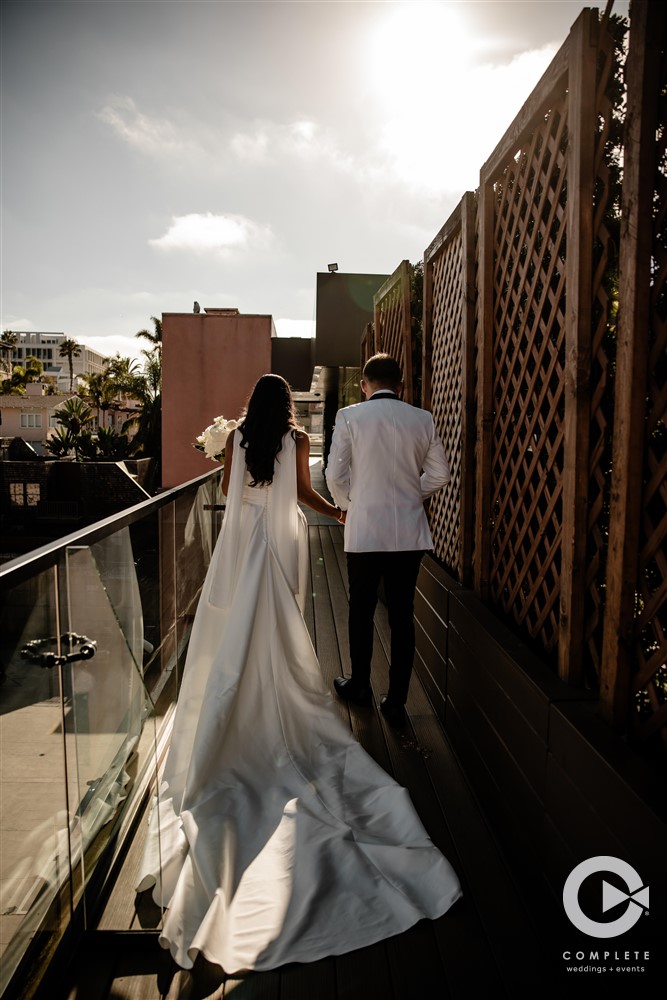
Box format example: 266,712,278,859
10,332,109,392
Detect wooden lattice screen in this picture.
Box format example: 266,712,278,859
373,260,413,404
601,0,667,746
473,9,619,681
422,194,476,583
475,36,570,664
360,4,665,748
582,12,621,684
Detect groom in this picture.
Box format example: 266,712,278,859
326,352,451,727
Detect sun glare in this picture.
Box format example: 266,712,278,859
369,2,471,105
366,2,558,197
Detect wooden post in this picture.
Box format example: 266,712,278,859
373,298,382,355
460,191,477,588
473,180,495,600
421,246,434,413
399,259,414,405
558,9,598,684
600,0,663,727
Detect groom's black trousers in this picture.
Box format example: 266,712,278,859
346,550,424,706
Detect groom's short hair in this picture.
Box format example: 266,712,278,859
363,353,402,388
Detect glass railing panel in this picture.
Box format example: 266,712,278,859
0,467,223,995
62,528,160,924
0,566,73,995
173,478,222,694
128,508,164,705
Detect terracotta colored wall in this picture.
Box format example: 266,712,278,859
161,312,274,488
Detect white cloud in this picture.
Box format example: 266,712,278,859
149,213,274,254
1,315,35,332
97,96,201,160
230,129,270,162
230,118,354,172
79,334,147,363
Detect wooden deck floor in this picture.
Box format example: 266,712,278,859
57,468,560,1000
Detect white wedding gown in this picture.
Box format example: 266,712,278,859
136,432,462,973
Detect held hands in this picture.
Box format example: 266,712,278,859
336,507,347,525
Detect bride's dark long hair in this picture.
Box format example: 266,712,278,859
238,374,299,486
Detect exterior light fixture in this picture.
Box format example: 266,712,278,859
328,263,338,273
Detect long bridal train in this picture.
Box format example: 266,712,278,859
136,433,462,973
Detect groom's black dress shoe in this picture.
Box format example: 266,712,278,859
333,676,372,707
380,696,407,728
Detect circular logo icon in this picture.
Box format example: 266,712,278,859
563,856,649,938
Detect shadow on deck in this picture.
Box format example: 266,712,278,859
57,465,562,1000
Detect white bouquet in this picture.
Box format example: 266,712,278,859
194,416,239,462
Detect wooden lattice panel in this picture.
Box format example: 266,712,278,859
427,226,464,574
635,32,667,743
360,323,374,370
471,201,481,582
582,19,621,684
374,261,413,401
487,88,569,653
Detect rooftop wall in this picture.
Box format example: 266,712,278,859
161,311,274,487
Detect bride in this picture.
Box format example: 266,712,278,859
136,374,462,974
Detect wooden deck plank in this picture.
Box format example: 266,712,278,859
318,526,352,676
334,941,394,1000
409,694,557,994
278,957,337,1000
385,919,451,1000
222,971,280,998
370,603,519,997
98,805,162,932
63,931,119,1000
308,525,343,687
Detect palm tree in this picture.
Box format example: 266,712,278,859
53,396,94,460
0,330,17,377
135,316,162,357
45,426,74,457
59,337,82,391
2,355,43,394
105,353,141,387
97,426,130,459
80,370,115,429
2,367,27,395
117,349,162,464
24,355,43,383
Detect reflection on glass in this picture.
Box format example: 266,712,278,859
64,531,151,915
0,568,72,994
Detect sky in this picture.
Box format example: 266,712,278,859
1,0,630,363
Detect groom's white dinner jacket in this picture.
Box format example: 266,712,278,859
326,392,451,552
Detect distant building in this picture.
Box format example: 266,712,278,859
0,382,139,446
314,271,388,367
0,383,75,446
314,270,389,461
9,332,109,391
0,454,153,561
